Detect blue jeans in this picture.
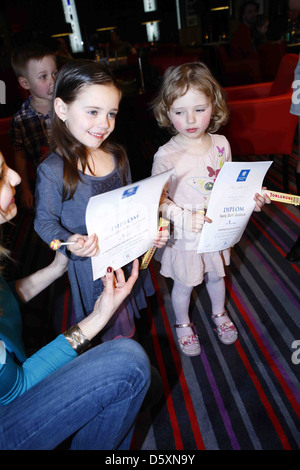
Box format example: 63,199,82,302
0,339,150,450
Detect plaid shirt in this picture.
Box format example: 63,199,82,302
9,97,51,173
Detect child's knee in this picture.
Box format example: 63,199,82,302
205,271,223,283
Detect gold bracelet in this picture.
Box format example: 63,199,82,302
63,325,91,355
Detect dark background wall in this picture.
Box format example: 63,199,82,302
0,0,290,53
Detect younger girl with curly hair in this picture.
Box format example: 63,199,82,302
151,62,269,356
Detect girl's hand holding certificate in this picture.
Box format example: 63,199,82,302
153,225,169,248
253,187,271,212
65,226,169,259
192,211,212,233
67,233,99,257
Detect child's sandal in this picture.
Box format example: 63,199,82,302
174,322,201,356
212,312,238,345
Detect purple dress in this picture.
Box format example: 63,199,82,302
34,152,154,341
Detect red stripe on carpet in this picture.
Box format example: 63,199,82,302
251,216,286,256
275,203,300,225
226,280,300,422
235,340,292,450
145,301,184,449
251,217,300,275
149,263,206,450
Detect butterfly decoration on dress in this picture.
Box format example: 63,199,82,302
207,146,225,181
186,146,225,197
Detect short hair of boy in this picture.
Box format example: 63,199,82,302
11,43,55,79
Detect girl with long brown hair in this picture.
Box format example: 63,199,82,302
34,59,166,341
0,150,151,449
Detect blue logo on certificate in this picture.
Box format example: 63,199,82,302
122,186,138,198
237,170,250,182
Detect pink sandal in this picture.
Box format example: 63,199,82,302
174,323,201,357
212,312,238,345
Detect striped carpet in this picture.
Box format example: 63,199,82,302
126,105,300,450
2,100,299,451
132,210,300,449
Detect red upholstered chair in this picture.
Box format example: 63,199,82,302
146,54,200,76
0,116,15,169
257,42,286,82
222,53,299,192
215,45,261,86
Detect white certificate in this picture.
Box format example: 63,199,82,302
86,169,172,280
197,161,272,253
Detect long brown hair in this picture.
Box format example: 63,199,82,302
51,59,129,200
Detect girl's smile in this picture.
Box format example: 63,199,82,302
88,131,105,139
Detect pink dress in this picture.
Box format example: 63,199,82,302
151,133,231,286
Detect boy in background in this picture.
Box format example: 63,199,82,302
10,44,57,209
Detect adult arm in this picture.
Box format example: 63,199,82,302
15,251,68,303
0,260,139,404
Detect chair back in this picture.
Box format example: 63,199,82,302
258,42,286,82
215,45,261,85
269,53,299,96
215,46,230,80
215,45,229,65
147,54,199,76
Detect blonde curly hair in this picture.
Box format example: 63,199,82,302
151,61,229,134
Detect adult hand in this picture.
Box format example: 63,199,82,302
15,250,69,303
79,259,139,339
97,259,139,321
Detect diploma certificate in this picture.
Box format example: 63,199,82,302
86,170,172,280
197,161,272,253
